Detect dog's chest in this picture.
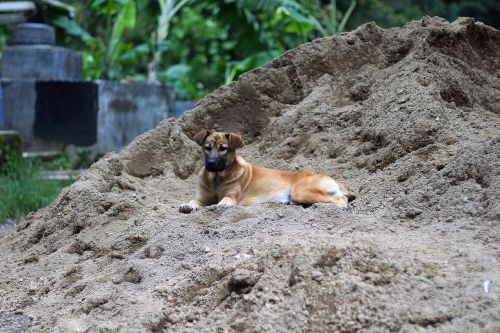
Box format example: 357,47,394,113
207,172,225,194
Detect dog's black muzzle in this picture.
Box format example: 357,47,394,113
205,158,226,172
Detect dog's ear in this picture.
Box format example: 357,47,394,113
227,133,245,149
193,129,211,145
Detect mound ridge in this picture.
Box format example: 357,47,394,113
0,17,499,332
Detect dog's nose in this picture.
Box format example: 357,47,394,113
207,159,216,167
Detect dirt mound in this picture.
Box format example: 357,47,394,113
1,16,499,332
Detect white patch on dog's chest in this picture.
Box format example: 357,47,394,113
273,192,291,204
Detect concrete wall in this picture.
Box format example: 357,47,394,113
0,79,37,145
96,81,175,152
1,46,82,80
0,28,180,152
0,79,175,152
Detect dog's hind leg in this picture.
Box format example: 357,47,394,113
290,176,349,208
291,187,348,207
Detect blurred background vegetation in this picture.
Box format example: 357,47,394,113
0,0,498,100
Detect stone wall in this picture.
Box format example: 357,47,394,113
96,81,175,152
1,45,82,80
0,79,175,152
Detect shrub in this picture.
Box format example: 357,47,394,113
0,158,70,223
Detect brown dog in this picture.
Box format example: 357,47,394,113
179,130,354,213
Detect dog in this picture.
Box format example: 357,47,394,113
179,130,355,213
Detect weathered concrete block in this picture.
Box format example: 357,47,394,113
11,23,56,46
173,100,196,118
96,81,175,152
0,79,175,151
0,79,97,148
1,45,82,80
0,79,37,143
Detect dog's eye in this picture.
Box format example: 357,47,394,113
205,147,212,151
219,146,227,152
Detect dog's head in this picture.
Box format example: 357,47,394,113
193,130,245,172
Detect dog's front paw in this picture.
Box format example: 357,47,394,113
217,197,237,206
179,204,197,214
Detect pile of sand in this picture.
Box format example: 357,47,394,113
1,16,499,332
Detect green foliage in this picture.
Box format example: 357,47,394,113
43,147,96,171
0,143,95,223
158,64,199,100
151,0,190,72
0,132,22,175
225,50,282,84
53,0,138,80
345,0,499,31
36,1,369,95
0,158,70,223
53,16,95,43
43,155,71,171
0,26,9,64
164,3,235,96
107,0,136,69
1,0,498,99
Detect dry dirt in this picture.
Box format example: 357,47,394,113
1,16,499,332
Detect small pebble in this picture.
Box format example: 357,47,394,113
311,270,323,281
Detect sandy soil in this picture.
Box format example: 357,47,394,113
0,16,499,332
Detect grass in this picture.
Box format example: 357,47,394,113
0,158,71,223
0,145,96,223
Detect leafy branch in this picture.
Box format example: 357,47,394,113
148,0,190,83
